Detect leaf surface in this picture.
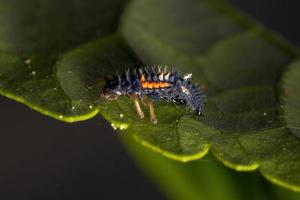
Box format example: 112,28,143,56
0,0,127,121
282,60,300,137
115,0,300,191
1,0,300,192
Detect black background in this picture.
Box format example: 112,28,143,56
1,0,300,199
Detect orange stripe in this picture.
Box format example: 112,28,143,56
148,82,154,89
141,80,172,89
141,82,148,88
159,82,171,88
153,82,160,88
140,74,145,82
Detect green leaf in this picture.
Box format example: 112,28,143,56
115,0,300,191
1,0,300,192
121,133,300,200
282,59,300,138
0,0,127,122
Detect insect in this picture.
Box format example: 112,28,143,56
101,66,204,124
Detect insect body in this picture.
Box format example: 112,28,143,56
101,67,204,124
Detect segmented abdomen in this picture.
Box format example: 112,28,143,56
104,67,204,115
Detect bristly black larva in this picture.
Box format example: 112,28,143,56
101,66,205,124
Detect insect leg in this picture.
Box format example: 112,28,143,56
130,95,144,119
148,101,158,124
141,98,157,124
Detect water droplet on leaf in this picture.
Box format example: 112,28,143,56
24,58,31,65
111,123,117,130
263,112,267,116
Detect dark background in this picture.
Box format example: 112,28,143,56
1,1,300,199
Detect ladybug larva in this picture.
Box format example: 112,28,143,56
101,66,204,124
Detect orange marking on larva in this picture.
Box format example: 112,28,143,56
140,77,172,89
159,82,171,88
153,82,160,88
159,82,165,87
148,82,154,89
141,82,148,88
140,74,146,82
